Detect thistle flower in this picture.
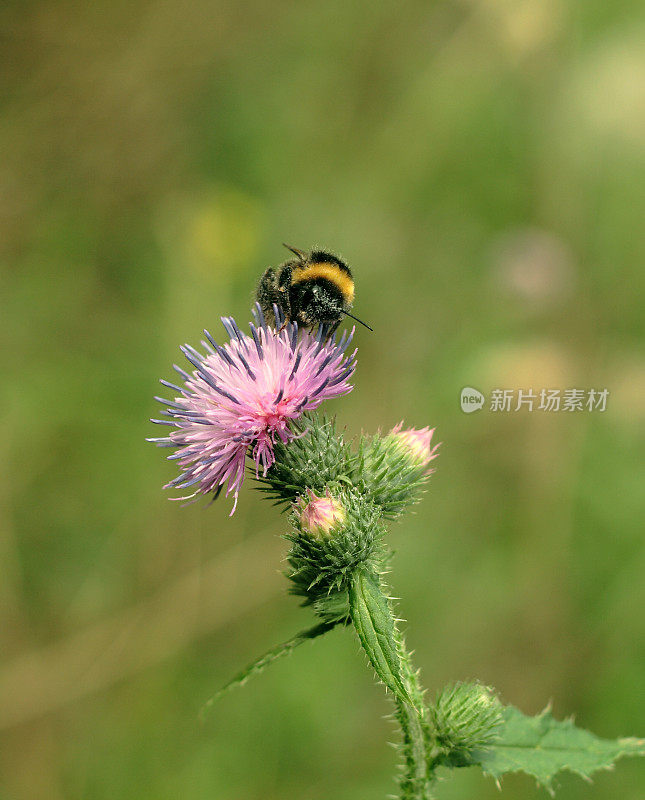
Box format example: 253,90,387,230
390,423,440,470
149,305,356,513
296,488,346,537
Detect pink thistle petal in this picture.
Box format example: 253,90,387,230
390,423,441,471
296,488,346,537
149,314,356,514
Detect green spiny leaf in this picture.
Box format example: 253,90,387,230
348,567,415,708
477,704,645,793
200,620,338,718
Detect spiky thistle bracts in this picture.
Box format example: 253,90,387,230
255,414,354,505
148,306,356,513
429,682,503,767
351,425,440,518
256,415,440,518
285,487,386,607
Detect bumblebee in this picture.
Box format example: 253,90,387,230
256,244,372,332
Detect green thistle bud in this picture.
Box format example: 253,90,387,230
256,415,354,506
255,416,440,521
430,682,503,766
391,424,440,468
350,424,440,518
285,487,386,615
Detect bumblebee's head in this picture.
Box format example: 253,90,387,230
287,250,353,328
283,245,372,331
293,278,347,326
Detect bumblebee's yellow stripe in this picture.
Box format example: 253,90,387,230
291,263,355,303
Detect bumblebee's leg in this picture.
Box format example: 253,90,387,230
256,266,291,326
255,267,277,321
277,264,292,291
275,265,293,330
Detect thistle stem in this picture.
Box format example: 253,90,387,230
393,631,436,799
394,695,433,799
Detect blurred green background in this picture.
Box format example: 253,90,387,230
2,1,644,798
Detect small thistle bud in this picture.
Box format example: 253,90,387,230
296,488,346,537
390,424,440,469
430,682,503,766
350,423,440,518
286,488,386,611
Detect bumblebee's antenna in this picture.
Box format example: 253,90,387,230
342,310,373,331
282,243,307,260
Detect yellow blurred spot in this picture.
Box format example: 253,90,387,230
155,187,265,286
475,341,573,389
564,36,645,148
502,0,562,56
187,189,264,278
474,0,563,58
